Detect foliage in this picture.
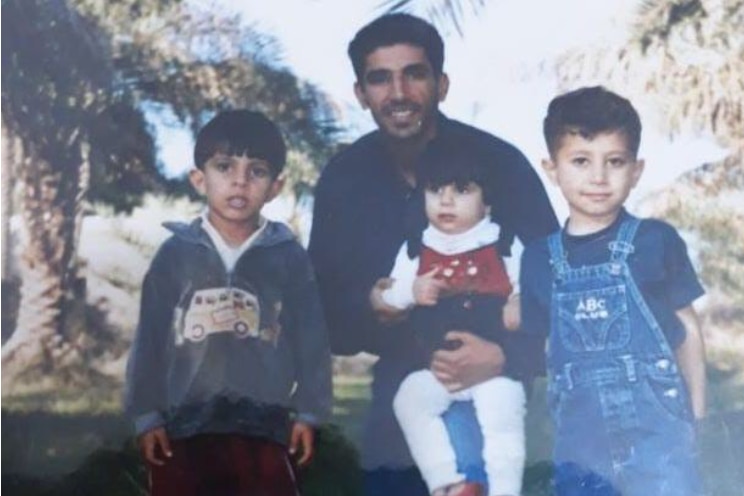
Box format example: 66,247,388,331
382,0,486,36
554,0,744,150
1,0,163,214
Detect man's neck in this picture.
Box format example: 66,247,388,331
382,131,435,187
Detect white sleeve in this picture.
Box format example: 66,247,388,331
504,237,523,294
381,243,419,310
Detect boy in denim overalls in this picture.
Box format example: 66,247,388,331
520,87,706,495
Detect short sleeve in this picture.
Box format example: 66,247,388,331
662,226,705,309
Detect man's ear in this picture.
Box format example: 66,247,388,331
437,72,450,102
541,158,559,185
354,81,369,110
189,168,206,195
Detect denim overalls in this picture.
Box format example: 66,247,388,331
546,216,701,496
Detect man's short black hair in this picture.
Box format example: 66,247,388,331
348,13,444,82
418,134,496,207
543,86,642,158
193,110,287,177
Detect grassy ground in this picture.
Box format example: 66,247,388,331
3,372,744,495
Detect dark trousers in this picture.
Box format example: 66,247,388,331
149,433,299,496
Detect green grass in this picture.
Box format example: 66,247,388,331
2,372,744,495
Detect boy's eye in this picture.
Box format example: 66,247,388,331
607,157,628,168
571,157,590,167
249,167,270,179
215,161,232,172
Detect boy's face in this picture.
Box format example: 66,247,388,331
425,181,489,235
542,130,644,233
189,153,282,240
354,43,449,143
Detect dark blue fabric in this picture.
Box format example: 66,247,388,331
125,219,332,444
521,209,704,349
309,114,557,489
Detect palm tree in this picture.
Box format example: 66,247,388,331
554,0,743,152
1,0,339,394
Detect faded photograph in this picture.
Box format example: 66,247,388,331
2,1,742,495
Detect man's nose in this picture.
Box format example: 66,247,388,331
390,74,407,99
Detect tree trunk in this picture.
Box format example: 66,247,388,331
1,146,84,392
1,118,20,281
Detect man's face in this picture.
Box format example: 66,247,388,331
354,43,449,142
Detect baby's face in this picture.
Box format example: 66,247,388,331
425,181,488,235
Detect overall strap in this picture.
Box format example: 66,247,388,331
609,216,641,263
548,231,570,277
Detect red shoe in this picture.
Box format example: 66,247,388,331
447,481,485,496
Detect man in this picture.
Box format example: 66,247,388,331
308,13,558,496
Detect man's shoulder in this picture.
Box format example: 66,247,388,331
321,131,381,178
442,117,525,158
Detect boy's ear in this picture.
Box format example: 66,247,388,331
267,175,285,202
189,168,206,196
541,158,559,185
631,159,645,187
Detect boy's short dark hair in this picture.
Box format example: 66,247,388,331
419,135,496,207
543,86,642,158
348,13,444,82
193,110,287,177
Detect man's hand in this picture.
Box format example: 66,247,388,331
369,277,408,324
430,331,505,392
502,293,521,331
413,267,448,306
138,427,172,466
289,421,315,466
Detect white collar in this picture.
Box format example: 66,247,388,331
200,210,267,272
422,216,500,255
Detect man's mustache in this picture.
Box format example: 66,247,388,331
383,101,422,114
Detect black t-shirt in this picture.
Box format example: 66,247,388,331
520,210,705,349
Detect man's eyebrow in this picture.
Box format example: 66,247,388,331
364,68,391,79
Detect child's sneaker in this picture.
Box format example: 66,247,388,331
446,481,485,496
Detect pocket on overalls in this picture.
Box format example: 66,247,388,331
546,378,565,425
556,285,630,352
643,362,693,423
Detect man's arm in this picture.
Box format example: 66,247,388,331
674,305,707,419
308,171,380,355
286,245,333,426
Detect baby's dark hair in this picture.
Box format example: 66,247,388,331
419,135,496,207
348,13,444,82
543,86,642,158
193,110,287,177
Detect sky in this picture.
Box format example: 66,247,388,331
156,0,727,222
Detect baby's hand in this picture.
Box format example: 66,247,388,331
502,293,521,331
413,267,448,306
